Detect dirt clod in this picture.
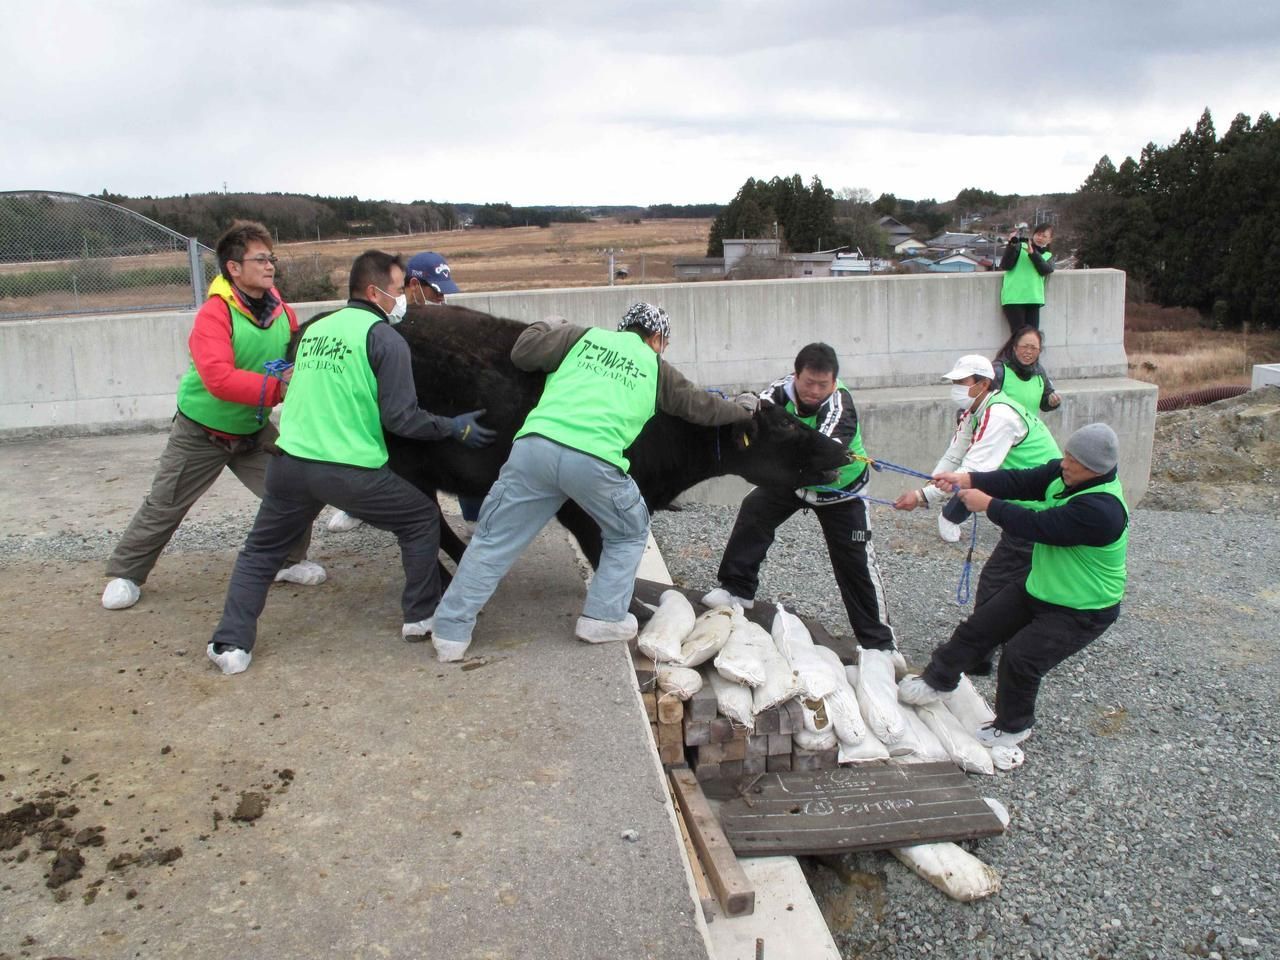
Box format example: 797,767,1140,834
231,792,267,822
46,846,85,888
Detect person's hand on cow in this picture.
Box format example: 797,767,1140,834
956,487,993,514
932,471,970,494
450,409,497,449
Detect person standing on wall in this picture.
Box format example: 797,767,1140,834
992,325,1061,419
205,250,495,675
326,251,485,534
999,222,1054,334
898,424,1130,750
101,220,326,612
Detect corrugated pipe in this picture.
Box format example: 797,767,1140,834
1156,384,1249,412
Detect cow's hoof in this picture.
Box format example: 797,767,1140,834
575,613,638,644
102,578,141,610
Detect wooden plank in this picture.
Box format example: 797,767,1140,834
641,691,657,722
670,768,756,918
669,781,718,917
718,762,1005,857
657,695,683,725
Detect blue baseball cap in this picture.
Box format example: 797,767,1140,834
405,252,459,294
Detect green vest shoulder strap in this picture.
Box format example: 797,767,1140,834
1026,475,1129,609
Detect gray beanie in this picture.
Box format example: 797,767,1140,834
1064,423,1119,474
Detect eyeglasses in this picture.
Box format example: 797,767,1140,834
237,255,279,266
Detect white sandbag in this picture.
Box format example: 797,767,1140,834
990,744,1025,771
750,621,800,713
707,665,754,728
809,646,870,746
891,648,909,681
770,604,814,653
837,734,890,763
942,674,997,733
656,665,703,701
855,647,911,750
637,590,696,663
714,610,769,687
890,842,1001,902
798,697,830,733
915,701,994,775
669,606,734,668
895,706,951,763
793,724,837,751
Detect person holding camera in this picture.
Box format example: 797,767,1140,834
999,223,1055,334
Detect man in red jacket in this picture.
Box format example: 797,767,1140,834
101,220,325,611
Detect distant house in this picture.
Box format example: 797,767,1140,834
929,252,984,273
926,231,991,251
779,253,835,278
673,257,726,280
877,216,915,246
893,237,927,256
723,238,781,272
831,252,872,276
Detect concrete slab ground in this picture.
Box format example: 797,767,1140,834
0,432,707,959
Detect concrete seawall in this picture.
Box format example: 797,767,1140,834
0,269,1156,500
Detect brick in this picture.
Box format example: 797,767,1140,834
683,718,711,747
695,761,721,781
747,735,770,758
632,649,656,687
766,754,793,773
641,691,657,722
698,738,746,764
719,760,744,779
688,680,719,722
781,699,805,735
708,717,738,743
658,739,684,765
767,733,792,756
657,721,682,747
657,695,684,725
754,708,780,734
742,756,767,776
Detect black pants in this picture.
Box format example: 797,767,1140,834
716,486,895,649
922,583,1118,732
974,532,1034,608
212,452,442,652
1002,303,1041,334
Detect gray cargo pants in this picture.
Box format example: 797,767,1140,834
105,412,309,583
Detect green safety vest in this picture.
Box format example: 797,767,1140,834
1025,474,1129,609
1000,243,1052,306
789,381,868,491
996,365,1048,419
176,281,292,436
277,306,386,468
515,327,659,472
980,394,1061,471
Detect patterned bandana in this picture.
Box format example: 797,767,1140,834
618,302,671,341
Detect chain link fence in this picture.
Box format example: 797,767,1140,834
0,191,218,321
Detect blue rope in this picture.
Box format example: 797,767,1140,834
955,515,978,605
854,454,935,482
810,485,898,507
256,358,294,425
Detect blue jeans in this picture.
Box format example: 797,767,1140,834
433,436,650,646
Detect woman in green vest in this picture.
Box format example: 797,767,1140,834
898,423,1129,752
992,326,1061,418
999,223,1054,334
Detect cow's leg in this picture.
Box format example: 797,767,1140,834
554,499,603,568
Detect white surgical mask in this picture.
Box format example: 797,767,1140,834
950,384,974,410
389,293,408,322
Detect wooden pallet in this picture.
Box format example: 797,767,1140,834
717,762,1004,856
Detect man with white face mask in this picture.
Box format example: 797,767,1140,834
328,251,462,532
893,355,1060,669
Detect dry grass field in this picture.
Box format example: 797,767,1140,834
276,218,714,294
1123,302,1280,397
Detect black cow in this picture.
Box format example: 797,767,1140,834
377,304,848,567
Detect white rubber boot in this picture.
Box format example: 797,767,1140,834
102,578,141,610
275,560,327,586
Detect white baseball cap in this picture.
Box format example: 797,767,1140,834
942,354,995,381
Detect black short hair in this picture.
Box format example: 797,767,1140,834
348,250,404,298
997,325,1044,362
794,342,839,378
216,220,273,278
1032,222,1054,235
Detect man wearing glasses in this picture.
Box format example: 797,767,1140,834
101,220,326,611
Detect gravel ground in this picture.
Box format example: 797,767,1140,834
653,501,1280,960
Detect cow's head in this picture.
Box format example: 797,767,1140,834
726,403,849,489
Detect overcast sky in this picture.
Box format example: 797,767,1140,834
2,1,1277,206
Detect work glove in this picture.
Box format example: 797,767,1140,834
450,409,497,449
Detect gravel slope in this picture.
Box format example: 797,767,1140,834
653,502,1279,960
